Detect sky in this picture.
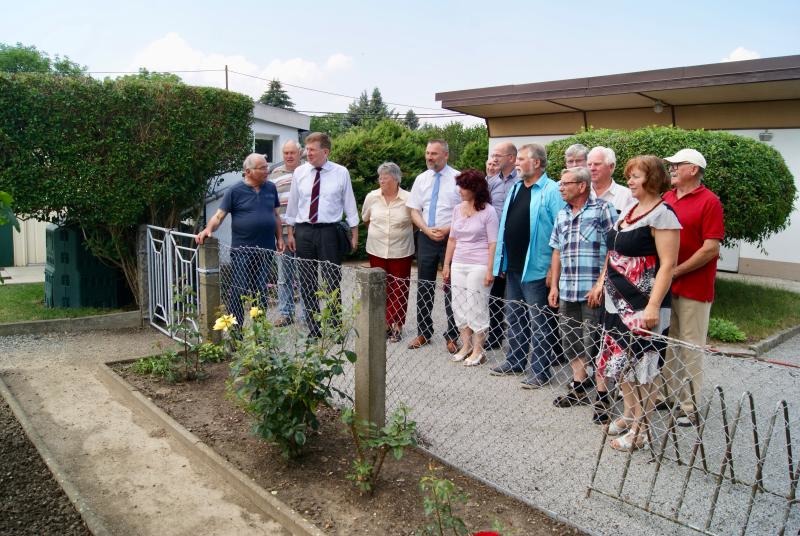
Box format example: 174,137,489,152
2,0,799,126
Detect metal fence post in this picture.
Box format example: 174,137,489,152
355,267,387,428
136,224,149,324
197,237,221,343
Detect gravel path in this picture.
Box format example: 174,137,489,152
0,397,90,536
0,330,290,536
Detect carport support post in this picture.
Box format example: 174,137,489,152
355,268,387,428
197,238,221,343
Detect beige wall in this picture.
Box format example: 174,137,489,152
12,218,48,266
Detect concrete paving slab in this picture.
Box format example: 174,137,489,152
0,265,45,284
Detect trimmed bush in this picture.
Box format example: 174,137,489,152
0,73,253,301
546,127,796,247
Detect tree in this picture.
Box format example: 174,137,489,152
546,127,796,247
310,114,348,138
117,67,183,84
258,79,295,110
0,42,85,75
0,73,253,302
403,109,419,130
344,87,396,128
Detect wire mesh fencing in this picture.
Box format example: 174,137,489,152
212,243,798,535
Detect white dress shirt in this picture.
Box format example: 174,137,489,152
406,165,461,228
285,160,359,227
593,181,635,215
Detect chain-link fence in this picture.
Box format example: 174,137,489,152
213,243,799,535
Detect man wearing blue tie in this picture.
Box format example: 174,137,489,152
406,139,461,353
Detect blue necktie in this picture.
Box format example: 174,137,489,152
428,172,441,227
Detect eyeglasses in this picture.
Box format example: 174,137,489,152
250,165,268,171
558,180,582,187
668,162,691,171
565,158,586,166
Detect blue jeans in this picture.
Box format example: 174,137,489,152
503,272,557,381
277,249,297,318
228,248,273,325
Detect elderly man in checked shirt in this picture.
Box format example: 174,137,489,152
547,166,617,418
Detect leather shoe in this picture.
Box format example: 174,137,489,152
520,376,548,389
407,335,430,350
445,339,459,354
275,316,294,327
489,362,524,376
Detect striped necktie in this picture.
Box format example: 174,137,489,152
309,167,322,223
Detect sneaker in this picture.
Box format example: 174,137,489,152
553,387,591,408
676,413,697,427
489,362,524,376
520,376,548,390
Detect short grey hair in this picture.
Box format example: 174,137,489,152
427,139,449,152
565,143,589,160
562,166,591,186
377,162,402,183
282,139,301,151
519,143,547,168
243,153,265,171
588,146,616,168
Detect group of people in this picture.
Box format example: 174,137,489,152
196,132,725,453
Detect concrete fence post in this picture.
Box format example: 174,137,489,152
354,267,387,428
197,237,221,343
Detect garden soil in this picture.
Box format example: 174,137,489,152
116,360,583,535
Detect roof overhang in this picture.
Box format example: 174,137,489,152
436,55,800,119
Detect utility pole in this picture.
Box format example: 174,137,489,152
224,65,228,91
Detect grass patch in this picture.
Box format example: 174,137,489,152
711,279,800,342
0,283,124,324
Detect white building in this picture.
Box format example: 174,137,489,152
437,55,800,281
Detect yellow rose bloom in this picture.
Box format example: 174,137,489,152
213,314,238,332
249,306,263,319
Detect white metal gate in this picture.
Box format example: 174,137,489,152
146,225,200,340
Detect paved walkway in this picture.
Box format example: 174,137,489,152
0,329,291,536
0,264,45,284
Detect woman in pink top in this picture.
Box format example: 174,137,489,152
443,169,499,366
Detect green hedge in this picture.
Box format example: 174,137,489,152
546,127,796,246
0,73,253,301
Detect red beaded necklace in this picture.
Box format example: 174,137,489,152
623,200,662,226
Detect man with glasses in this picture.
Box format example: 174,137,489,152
196,153,282,325
486,142,519,349
564,143,589,168
660,149,724,426
547,167,616,413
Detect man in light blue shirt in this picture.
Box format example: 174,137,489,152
489,143,564,388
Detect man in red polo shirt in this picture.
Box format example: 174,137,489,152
661,149,724,426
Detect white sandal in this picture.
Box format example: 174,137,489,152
451,349,471,362
610,430,648,452
607,417,633,436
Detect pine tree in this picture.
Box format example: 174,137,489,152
403,109,419,130
258,79,295,110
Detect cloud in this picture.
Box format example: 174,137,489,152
721,46,761,62
125,32,353,103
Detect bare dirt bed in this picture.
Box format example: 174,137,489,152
115,361,584,536
0,397,91,536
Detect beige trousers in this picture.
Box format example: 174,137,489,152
663,295,712,413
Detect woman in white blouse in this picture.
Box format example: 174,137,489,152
362,162,415,342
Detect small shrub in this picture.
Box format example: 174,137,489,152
131,351,178,382
342,404,417,494
198,342,225,363
418,465,469,536
227,288,357,459
708,317,747,343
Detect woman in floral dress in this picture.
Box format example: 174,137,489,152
588,155,680,451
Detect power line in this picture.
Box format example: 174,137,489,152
228,69,445,112
296,110,465,118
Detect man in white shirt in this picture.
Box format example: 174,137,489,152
406,139,461,353
587,146,634,216
285,132,359,338
269,139,303,327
